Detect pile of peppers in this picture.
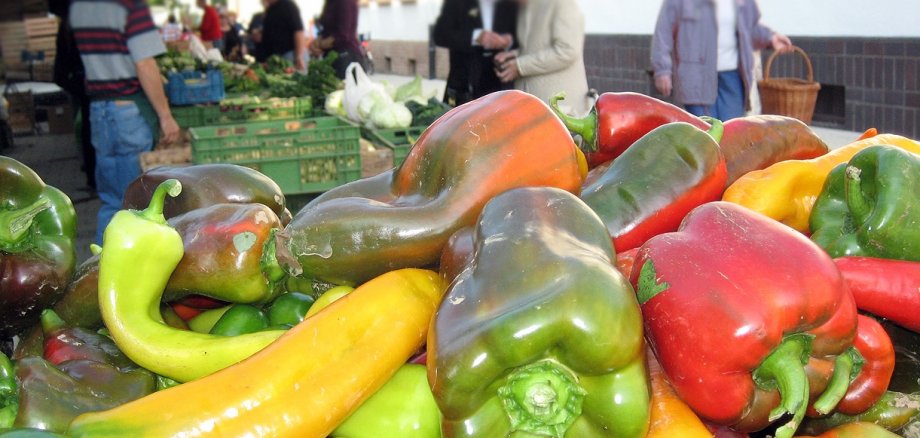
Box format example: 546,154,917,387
2,89,920,438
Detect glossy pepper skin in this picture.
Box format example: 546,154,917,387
811,146,920,261
0,352,15,428
797,422,901,438
835,257,920,333
551,92,710,167
580,120,727,252
70,269,446,437
631,202,859,438
800,391,920,435
0,156,76,346
834,315,894,415
646,352,712,438
162,203,286,304
719,115,829,186
333,364,441,438
11,310,155,433
275,91,586,285
723,134,920,232
96,180,284,382
430,187,649,438
121,164,292,224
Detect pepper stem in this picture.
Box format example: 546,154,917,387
139,179,182,224
753,334,813,438
550,92,598,152
813,347,864,415
844,166,872,225
497,361,586,438
0,197,51,247
40,309,67,336
0,351,17,429
699,117,724,143
261,228,288,296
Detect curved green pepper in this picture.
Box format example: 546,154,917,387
811,146,920,261
267,292,315,326
210,305,269,336
98,180,284,382
0,156,76,346
430,187,649,438
0,352,16,428
333,365,441,438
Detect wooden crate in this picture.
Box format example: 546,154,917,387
0,21,27,70
140,146,192,171
25,17,58,38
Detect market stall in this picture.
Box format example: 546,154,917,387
1,73,920,438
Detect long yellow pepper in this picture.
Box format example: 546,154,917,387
69,268,447,437
723,133,920,232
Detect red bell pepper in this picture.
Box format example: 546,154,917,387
631,202,860,438
551,92,709,167
615,248,639,278
835,315,895,415
834,257,920,333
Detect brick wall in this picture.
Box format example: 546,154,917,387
374,35,920,138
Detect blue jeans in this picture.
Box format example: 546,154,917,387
89,100,154,243
685,70,745,121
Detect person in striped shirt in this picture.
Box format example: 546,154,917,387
70,0,180,243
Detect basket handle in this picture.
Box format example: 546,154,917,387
764,46,814,83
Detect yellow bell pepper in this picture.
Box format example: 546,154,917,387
723,133,920,232
646,351,713,438
69,269,447,437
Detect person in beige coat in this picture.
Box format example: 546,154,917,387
495,0,590,115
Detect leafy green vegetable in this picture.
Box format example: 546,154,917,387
394,76,423,103
405,98,451,127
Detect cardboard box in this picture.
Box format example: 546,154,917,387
39,104,73,135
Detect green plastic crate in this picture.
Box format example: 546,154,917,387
173,96,313,128
362,126,427,167
190,117,361,194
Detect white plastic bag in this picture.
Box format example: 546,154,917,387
343,63,382,123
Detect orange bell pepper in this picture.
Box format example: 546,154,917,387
723,133,920,232
647,351,713,438
69,269,446,437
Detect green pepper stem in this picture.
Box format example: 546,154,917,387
261,229,287,284
89,243,103,256
550,92,598,152
753,334,813,438
699,117,724,143
139,179,182,224
0,351,17,429
497,361,586,438
844,166,872,225
40,309,67,336
0,197,51,246
813,347,864,415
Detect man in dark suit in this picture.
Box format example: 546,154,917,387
434,0,517,106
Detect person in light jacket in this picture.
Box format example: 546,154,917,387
652,0,792,120
495,0,589,115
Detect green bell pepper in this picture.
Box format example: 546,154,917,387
267,292,315,326
0,352,16,428
0,156,76,349
333,365,441,438
209,305,269,336
430,187,649,438
811,146,920,261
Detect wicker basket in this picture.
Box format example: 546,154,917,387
758,46,821,124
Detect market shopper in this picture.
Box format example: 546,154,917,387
69,0,180,243
651,0,793,120
257,0,307,71
433,0,517,106
313,0,365,78
196,0,223,49
494,0,590,115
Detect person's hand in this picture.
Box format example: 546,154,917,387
654,74,672,97
294,56,306,72
160,114,180,145
480,31,512,50
771,33,793,53
496,58,520,83
308,39,323,56
494,50,515,65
